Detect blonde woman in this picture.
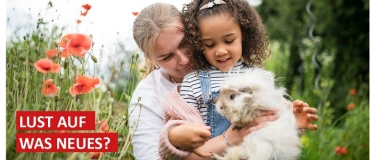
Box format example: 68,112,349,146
128,3,318,160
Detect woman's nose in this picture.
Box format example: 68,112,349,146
177,50,189,65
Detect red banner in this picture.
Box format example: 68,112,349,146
16,133,118,152
16,111,95,130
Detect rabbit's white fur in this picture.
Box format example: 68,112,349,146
215,68,301,160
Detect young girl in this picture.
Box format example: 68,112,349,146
159,0,318,159
179,0,270,138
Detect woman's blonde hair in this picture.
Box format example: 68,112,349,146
133,3,182,76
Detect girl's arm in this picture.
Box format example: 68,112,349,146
292,100,319,130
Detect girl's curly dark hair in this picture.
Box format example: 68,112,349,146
182,0,270,71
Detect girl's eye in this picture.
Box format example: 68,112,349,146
204,44,214,48
225,39,234,44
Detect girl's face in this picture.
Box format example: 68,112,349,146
199,13,243,72
153,21,191,82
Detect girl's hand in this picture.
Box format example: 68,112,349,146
225,110,280,146
168,123,211,151
292,100,319,130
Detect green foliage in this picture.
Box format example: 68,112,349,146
299,104,369,160
258,0,369,119
264,38,369,159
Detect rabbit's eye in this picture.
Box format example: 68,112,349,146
230,94,235,100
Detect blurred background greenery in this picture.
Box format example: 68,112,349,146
260,0,369,159
6,0,369,159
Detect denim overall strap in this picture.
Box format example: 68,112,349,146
198,70,212,105
198,70,231,138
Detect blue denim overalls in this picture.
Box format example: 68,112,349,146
198,70,231,138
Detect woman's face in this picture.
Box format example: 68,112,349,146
152,21,191,82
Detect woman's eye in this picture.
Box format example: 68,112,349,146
162,55,172,61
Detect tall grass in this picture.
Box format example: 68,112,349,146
6,18,141,160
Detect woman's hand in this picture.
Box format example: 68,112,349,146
292,100,319,130
168,123,211,151
225,110,280,146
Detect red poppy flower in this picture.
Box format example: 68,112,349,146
95,120,110,132
101,121,109,131
77,19,82,24
82,4,91,10
46,49,58,58
347,103,356,110
69,75,100,95
34,58,61,73
349,88,356,95
81,10,89,16
59,34,92,57
41,79,58,96
132,11,138,16
87,152,102,159
60,48,69,58
335,146,348,155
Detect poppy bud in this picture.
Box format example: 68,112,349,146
139,68,146,73
34,48,39,54
23,36,26,41
91,55,98,63
135,54,139,60
54,41,59,48
64,61,68,69
19,54,25,61
118,138,124,143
